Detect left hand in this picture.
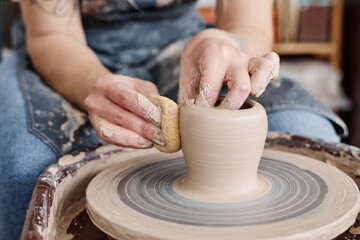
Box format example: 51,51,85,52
178,29,280,109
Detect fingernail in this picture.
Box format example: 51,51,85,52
195,97,210,107
255,89,265,98
153,127,166,146
195,81,212,107
195,91,211,107
139,137,153,148
218,98,234,109
100,127,113,139
137,94,162,127
149,91,160,97
152,106,162,126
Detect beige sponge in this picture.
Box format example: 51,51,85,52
149,96,181,153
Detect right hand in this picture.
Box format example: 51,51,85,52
178,29,280,109
84,74,165,149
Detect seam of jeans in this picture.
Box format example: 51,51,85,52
17,53,63,157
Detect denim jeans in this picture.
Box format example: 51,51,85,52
0,53,58,240
0,5,346,240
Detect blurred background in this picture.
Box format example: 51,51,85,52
1,0,359,147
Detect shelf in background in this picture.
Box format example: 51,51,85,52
273,0,344,69
274,42,335,55
196,0,344,69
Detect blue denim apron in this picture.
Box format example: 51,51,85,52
12,4,347,157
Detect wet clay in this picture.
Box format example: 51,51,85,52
23,132,360,240
173,99,269,202
86,149,360,240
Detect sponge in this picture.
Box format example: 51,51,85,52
149,96,181,153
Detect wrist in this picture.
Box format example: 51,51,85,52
222,27,273,57
81,67,111,110
88,66,111,89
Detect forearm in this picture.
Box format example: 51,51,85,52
215,0,274,57
27,34,110,109
222,27,273,57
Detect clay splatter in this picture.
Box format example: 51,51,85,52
60,102,86,152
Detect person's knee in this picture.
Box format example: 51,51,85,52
267,110,341,142
0,113,57,194
0,132,57,240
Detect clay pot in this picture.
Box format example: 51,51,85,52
173,99,269,203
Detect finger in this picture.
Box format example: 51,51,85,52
178,56,200,106
133,78,160,98
218,65,251,109
194,60,227,107
106,85,162,128
89,113,154,149
263,52,280,82
88,97,165,146
248,53,280,97
248,57,274,97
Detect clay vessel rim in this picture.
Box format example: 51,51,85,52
184,99,260,117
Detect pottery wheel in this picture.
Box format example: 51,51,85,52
86,149,360,240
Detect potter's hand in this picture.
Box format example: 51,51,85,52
178,29,280,109
85,74,165,148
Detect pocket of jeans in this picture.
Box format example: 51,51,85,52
17,53,101,157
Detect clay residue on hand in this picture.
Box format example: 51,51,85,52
190,64,201,94
218,96,234,109
194,63,213,107
255,89,265,98
153,127,165,146
195,80,212,107
136,92,162,127
177,80,191,107
138,137,154,148
178,57,200,106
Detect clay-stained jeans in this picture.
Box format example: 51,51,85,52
0,6,345,240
